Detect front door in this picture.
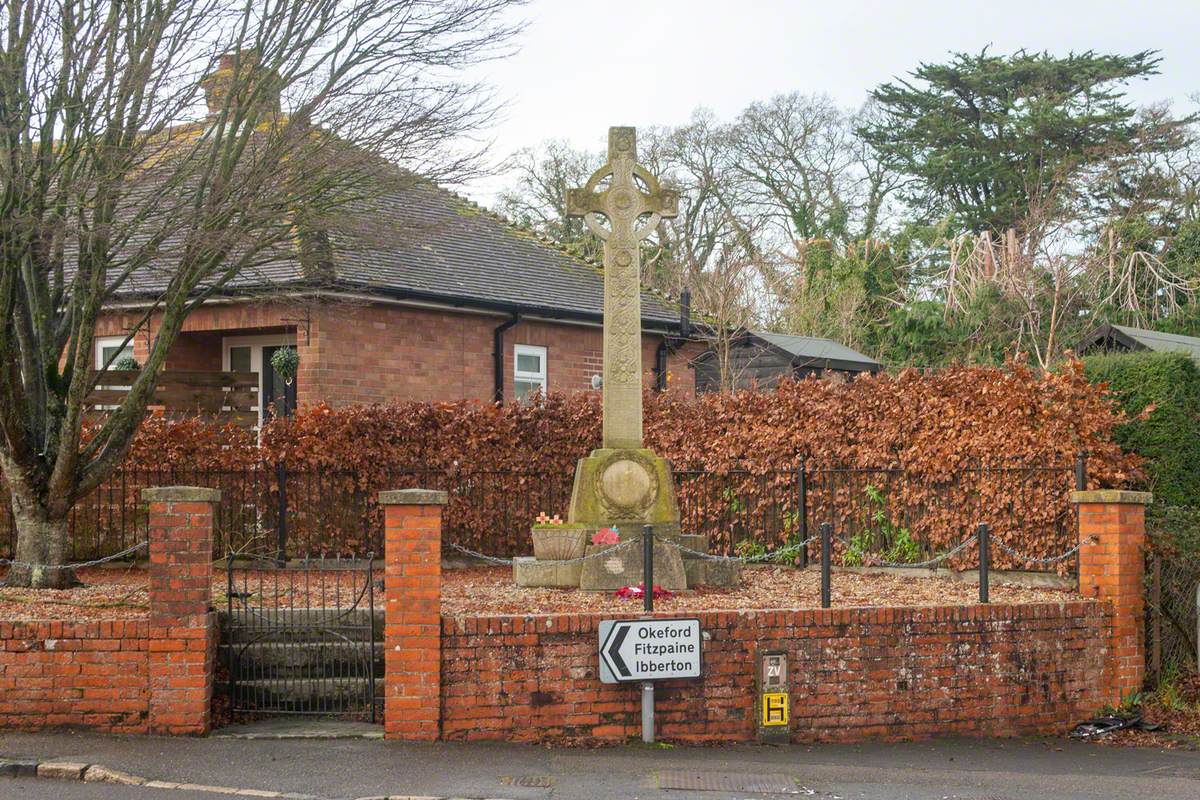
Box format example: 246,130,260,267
223,334,297,426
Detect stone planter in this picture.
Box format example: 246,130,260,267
530,526,588,561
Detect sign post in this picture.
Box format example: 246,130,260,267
598,616,703,742
642,526,654,743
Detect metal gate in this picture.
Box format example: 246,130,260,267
223,555,380,720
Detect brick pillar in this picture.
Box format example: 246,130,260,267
1074,489,1152,706
144,486,219,736
380,489,446,741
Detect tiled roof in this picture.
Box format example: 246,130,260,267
108,171,684,331
327,178,683,328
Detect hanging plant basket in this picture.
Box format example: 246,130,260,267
270,346,299,385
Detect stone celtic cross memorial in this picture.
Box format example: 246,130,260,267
564,126,678,451
512,127,736,592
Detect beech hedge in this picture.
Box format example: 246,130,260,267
104,359,1139,565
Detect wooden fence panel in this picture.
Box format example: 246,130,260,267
85,370,259,429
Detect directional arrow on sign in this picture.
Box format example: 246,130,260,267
602,624,632,679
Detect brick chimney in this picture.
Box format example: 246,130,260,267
201,51,280,116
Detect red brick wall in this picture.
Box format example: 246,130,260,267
95,299,700,407
0,486,219,736
302,303,493,405
441,602,1110,744
305,303,699,406
0,620,150,733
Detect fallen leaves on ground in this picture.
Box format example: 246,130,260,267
0,564,1075,620
441,565,1073,616
1098,675,1200,750
0,566,149,620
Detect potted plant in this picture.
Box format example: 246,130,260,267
530,512,588,561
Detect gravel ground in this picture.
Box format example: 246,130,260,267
440,564,1075,615
0,563,1076,620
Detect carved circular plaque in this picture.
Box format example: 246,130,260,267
615,251,632,267
613,189,634,210
602,459,650,506
594,451,660,519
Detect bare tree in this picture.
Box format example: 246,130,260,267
496,139,603,261
639,112,754,294
728,93,896,248
689,251,762,391
0,0,523,586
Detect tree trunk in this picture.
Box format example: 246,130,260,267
5,482,77,589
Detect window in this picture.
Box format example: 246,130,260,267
95,336,134,369
229,346,252,373
514,344,547,401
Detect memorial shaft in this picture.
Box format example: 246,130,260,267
565,127,678,450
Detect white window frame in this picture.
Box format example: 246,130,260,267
95,335,135,370
513,344,548,401
222,333,296,425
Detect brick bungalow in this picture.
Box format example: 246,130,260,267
95,177,701,424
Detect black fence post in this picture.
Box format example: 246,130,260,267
977,522,990,604
1075,450,1088,491
820,522,832,609
643,524,654,613
225,553,235,713
368,551,377,724
275,461,288,564
797,460,808,570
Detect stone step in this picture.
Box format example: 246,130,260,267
229,677,383,712
219,610,383,644
220,608,384,627
684,557,740,588
220,641,383,679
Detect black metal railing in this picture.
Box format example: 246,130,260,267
0,457,1086,573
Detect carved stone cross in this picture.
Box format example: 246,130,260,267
566,127,678,450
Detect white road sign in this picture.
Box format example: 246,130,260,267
598,618,702,683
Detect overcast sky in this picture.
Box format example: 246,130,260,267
462,0,1199,203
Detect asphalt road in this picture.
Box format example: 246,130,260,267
3,730,1200,800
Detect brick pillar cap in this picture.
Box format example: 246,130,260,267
142,486,222,503
379,488,448,506
1072,489,1153,505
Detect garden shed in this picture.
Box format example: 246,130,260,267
693,330,881,392
1075,323,1200,364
